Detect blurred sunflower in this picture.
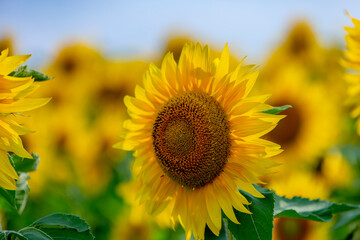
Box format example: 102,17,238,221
262,65,339,168
260,21,346,102
343,14,360,135
24,44,104,190
111,213,152,240
273,217,330,240
25,45,150,195
260,21,321,81
115,42,283,239
111,180,173,240
0,49,50,189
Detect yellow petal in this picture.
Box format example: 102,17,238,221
0,98,51,113
0,54,31,75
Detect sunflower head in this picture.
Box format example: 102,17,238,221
115,42,283,239
0,49,50,190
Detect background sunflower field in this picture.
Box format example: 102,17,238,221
1,1,360,240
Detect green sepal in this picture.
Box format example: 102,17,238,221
10,153,40,173
9,65,52,81
261,105,292,115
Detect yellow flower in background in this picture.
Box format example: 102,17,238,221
261,21,321,81
273,217,330,240
313,150,353,190
0,49,50,189
21,43,105,193
111,181,174,240
269,171,328,200
115,42,283,239
262,65,339,168
343,14,360,135
24,44,150,195
111,213,152,240
260,21,346,103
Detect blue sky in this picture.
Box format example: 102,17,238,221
1,0,360,67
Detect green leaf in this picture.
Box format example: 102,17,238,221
215,186,275,240
331,208,360,240
30,213,90,232
39,228,93,240
29,213,94,240
260,105,292,115
9,65,52,81
0,153,40,214
274,194,360,222
0,188,17,214
0,213,94,240
0,230,27,240
332,144,360,167
333,208,360,230
19,227,52,240
10,153,40,173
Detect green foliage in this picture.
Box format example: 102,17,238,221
11,154,40,173
332,209,360,240
204,186,360,240
29,213,90,232
0,188,17,214
0,230,27,240
9,65,52,81
332,144,360,171
274,194,359,222
260,105,292,115
0,154,39,215
0,213,94,240
206,187,275,240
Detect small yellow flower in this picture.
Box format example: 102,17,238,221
115,43,283,239
0,49,50,190
343,14,360,135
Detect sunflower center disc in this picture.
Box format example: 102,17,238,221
152,91,231,189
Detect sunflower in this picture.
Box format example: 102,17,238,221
115,43,283,239
260,65,339,169
0,49,50,190
273,217,330,240
260,21,321,82
343,14,360,135
260,21,346,101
